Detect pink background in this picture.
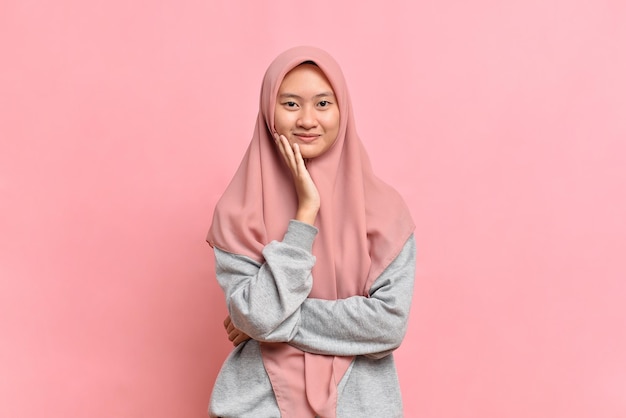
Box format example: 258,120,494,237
2,1,625,417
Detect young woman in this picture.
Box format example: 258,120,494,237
207,46,416,418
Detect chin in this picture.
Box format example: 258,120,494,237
300,149,321,159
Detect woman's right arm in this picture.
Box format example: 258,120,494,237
217,135,319,343
214,220,318,342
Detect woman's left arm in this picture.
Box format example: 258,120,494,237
288,234,416,359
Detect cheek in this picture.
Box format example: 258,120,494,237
324,115,340,145
325,111,340,133
274,110,292,132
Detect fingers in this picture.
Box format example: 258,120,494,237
274,133,299,173
232,332,250,346
228,327,251,346
292,143,307,175
224,315,235,334
226,320,235,334
273,132,320,224
227,327,238,342
223,315,251,346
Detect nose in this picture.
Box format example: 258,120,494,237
296,106,318,129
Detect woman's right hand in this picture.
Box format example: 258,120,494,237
274,133,320,225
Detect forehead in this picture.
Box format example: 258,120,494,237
278,64,335,94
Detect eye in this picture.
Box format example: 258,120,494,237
318,100,331,108
283,101,298,108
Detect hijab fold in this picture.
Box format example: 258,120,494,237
207,46,414,417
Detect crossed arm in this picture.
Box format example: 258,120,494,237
216,230,415,358
217,134,415,357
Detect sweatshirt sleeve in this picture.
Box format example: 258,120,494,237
214,220,317,342
288,234,416,359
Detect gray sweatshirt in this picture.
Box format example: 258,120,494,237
209,220,416,418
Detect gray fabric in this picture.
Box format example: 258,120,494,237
209,220,415,418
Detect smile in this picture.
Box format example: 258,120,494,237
294,134,320,143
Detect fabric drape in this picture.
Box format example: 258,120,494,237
207,46,415,417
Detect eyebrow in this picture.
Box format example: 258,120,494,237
278,92,335,99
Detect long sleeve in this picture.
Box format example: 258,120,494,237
210,231,415,418
214,220,318,342
289,234,416,358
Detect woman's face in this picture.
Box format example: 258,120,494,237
274,64,340,159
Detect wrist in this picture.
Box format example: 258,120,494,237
295,207,319,225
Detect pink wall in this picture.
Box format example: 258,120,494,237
1,1,625,417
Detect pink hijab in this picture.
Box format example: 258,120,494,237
207,46,414,417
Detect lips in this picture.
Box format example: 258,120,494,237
294,133,320,143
